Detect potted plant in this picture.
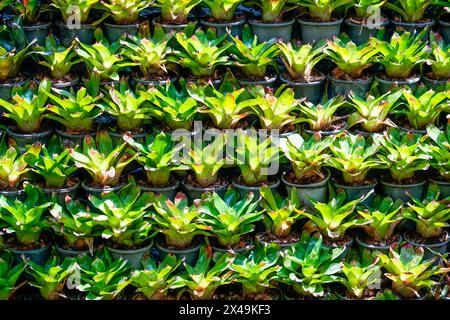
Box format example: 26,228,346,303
49,196,100,257
170,245,235,299
374,128,431,201
280,132,333,206
69,131,137,197
347,90,403,135
426,125,450,198
0,79,52,150
0,183,52,265
278,40,326,103
34,34,82,89
130,255,182,300
371,29,430,94
385,0,438,34
51,0,105,46
258,185,302,247
327,132,383,205
247,0,297,42
100,0,154,42
324,34,379,97
151,192,212,266
228,25,279,88
232,130,281,199
26,255,76,300
89,180,157,268
0,250,26,300
181,133,229,202
296,186,371,256
198,189,263,252
230,243,281,299
120,26,174,86
26,136,79,203
403,184,450,260
124,133,185,199
395,87,449,134
345,0,389,45
298,95,347,136
201,0,245,37
378,243,450,299
439,7,450,43
355,195,404,252
423,32,450,90
152,0,202,32
44,86,104,147
170,27,231,82
297,0,352,43
279,231,344,298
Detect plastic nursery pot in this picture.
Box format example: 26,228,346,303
81,180,125,199
428,177,450,199
103,21,142,43
141,179,180,200
0,189,25,201
403,231,450,262
237,74,278,90
131,76,177,88
55,128,95,148
248,19,295,43
375,75,421,95
331,179,377,207
344,18,389,45
10,244,51,266
151,17,198,33
328,75,373,98
107,239,154,269
439,18,450,44
23,22,52,47
279,73,325,104
56,244,92,259
380,177,426,202
281,170,330,208
0,79,27,102
297,18,343,44
181,178,229,203
322,237,354,260
391,19,434,38
154,237,202,267
212,239,254,254
422,75,449,91
42,178,81,206
201,18,246,38
55,21,95,47
301,123,348,137
355,234,403,254
6,127,53,153
255,233,299,250
232,178,280,202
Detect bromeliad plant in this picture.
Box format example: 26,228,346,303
153,0,202,24
378,243,450,299
202,0,244,21
327,133,383,186
403,184,450,238
278,231,344,298
228,25,279,79
384,0,443,23
347,90,403,133
426,125,450,182
100,0,154,24
281,133,333,183
0,250,26,300
70,131,137,187
51,0,101,24
249,0,297,22
89,181,156,248
0,183,52,247
170,28,231,78
374,128,431,183
426,33,450,80
298,96,347,132
171,246,234,299
0,79,50,134
151,192,212,248
198,189,263,248
296,0,352,21
9,0,47,25
131,255,182,300
278,41,326,81
260,185,302,238
351,0,386,21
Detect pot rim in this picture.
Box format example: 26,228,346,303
237,74,278,85
344,17,389,27
131,75,177,85
22,22,52,30
6,126,53,138
374,74,421,84
403,230,450,248
0,79,28,87
56,20,94,29
55,244,91,255
322,236,354,248
439,18,450,26
421,74,449,84
428,176,450,186
42,177,81,194
391,18,435,27
103,21,142,28
279,71,325,86
140,178,181,192
297,17,344,26
151,16,197,27
106,239,154,254
201,18,246,27
355,233,402,250
231,177,281,191
55,127,95,139
328,74,373,83
379,176,427,188
331,178,378,190
248,18,296,27
155,236,202,254
212,238,254,252
281,169,330,188
301,123,348,136
81,179,125,192
9,243,51,254
0,188,25,196
181,177,229,192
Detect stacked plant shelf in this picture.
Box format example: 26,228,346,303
1,0,450,301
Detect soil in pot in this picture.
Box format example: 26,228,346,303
279,72,325,104
182,175,229,203
328,69,373,98
375,74,421,94
248,19,295,42
380,175,426,202
282,169,330,207
298,17,343,44
154,236,202,268
42,178,81,206
211,236,254,254
137,176,180,200
35,74,80,90
345,17,389,45
201,17,246,38
255,232,301,248
331,178,377,206
404,230,450,262
6,237,51,266
107,240,154,269
355,233,402,254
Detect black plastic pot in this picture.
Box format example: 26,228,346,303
140,179,180,200
10,244,51,266
131,76,177,88
391,19,434,37
345,18,389,45
23,22,51,47
107,240,154,269
238,74,277,89
81,180,125,199
201,19,245,38
154,237,201,267
439,18,450,44
0,79,27,101
6,127,53,152
375,75,421,94
355,234,402,254
232,178,280,201
42,179,80,205
332,179,377,206
248,19,295,42
281,170,330,208
422,75,449,91
279,73,325,104
298,18,343,43
56,21,95,47
329,75,373,98
181,178,229,203
404,231,450,262
55,128,95,148
151,17,197,33
428,177,450,199
380,177,426,202
104,21,141,43
55,244,92,259
322,237,353,259
302,123,347,137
